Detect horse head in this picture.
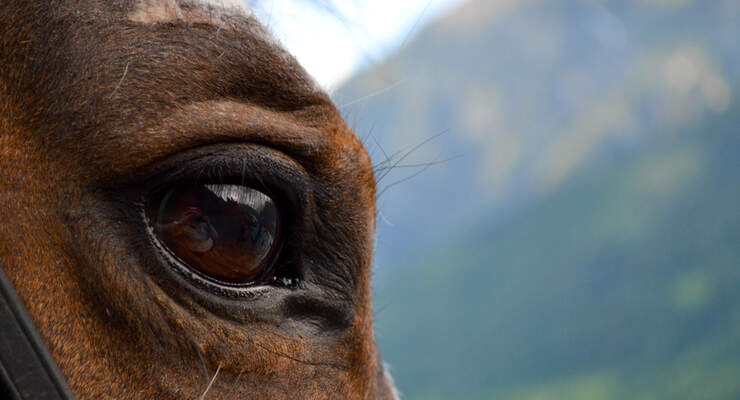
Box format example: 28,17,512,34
0,1,398,398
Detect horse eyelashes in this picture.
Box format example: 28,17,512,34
145,183,282,285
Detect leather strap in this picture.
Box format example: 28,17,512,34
0,266,75,399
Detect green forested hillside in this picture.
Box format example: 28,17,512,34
333,0,740,398
373,103,740,399
337,0,740,273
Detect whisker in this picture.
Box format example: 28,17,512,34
376,130,448,184
377,157,436,199
222,365,247,399
376,155,461,172
377,152,461,199
252,341,345,369
339,79,407,109
109,61,130,98
398,0,433,50
373,146,409,176
372,134,391,167
378,209,395,227
193,342,210,387
197,363,222,400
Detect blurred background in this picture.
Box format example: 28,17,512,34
249,0,740,399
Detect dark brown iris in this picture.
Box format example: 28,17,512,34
147,184,280,283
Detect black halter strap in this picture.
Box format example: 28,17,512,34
0,266,75,400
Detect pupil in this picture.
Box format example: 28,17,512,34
147,184,279,284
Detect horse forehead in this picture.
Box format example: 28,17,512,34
123,0,305,89
129,0,254,24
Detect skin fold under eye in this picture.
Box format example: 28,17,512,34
146,183,281,284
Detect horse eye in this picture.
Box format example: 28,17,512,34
145,184,281,284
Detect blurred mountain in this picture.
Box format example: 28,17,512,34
335,0,739,273
371,99,740,399
334,0,740,399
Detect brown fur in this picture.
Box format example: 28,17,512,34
0,1,396,398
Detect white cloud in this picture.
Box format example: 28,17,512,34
249,0,467,87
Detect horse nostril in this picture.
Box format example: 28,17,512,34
145,183,281,284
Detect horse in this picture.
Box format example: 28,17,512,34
0,1,399,398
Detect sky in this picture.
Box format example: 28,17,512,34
247,0,467,88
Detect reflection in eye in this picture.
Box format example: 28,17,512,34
146,184,280,284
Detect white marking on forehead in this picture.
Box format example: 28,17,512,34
129,0,252,25
128,0,322,93
190,0,251,15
